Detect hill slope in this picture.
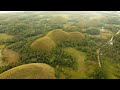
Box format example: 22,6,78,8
31,37,56,51
31,29,85,51
63,47,87,78
0,63,56,79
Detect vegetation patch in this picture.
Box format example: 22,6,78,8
0,33,13,44
55,47,87,79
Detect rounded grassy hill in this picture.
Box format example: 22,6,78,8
31,37,56,51
0,63,56,79
31,29,85,51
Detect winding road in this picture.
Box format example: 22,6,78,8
97,30,120,67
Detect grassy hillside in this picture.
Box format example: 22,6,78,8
0,63,56,79
46,29,85,42
46,29,70,42
69,32,85,41
64,47,87,78
31,29,85,51
31,36,56,51
55,47,87,79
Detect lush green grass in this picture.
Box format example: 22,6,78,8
0,63,56,79
64,47,87,78
89,60,118,79
64,47,86,61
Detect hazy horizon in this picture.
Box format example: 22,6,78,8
0,11,119,13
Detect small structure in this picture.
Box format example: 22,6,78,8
101,27,104,31
109,41,113,45
100,53,103,55
107,41,113,45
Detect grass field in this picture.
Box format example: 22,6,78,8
99,29,113,39
64,47,86,62
0,63,56,79
58,47,116,79
88,29,113,40
64,47,87,78
55,47,88,79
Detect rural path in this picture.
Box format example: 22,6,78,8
97,30,120,67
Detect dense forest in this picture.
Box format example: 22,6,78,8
0,11,120,79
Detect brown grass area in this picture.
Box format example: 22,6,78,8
0,63,56,79
31,36,56,51
69,32,85,41
100,29,113,39
2,49,20,63
46,29,69,42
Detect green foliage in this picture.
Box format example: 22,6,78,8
85,27,100,35
104,24,120,33
89,60,116,79
52,48,77,69
91,67,105,79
